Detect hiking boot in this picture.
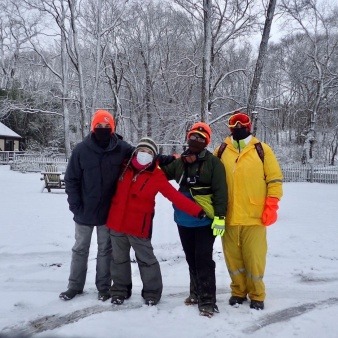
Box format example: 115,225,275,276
184,294,198,305
199,303,216,317
111,295,125,305
229,296,247,306
98,290,111,302
145,298,158,306
250,300,264,310
59,289,83,301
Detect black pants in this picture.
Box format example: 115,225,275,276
177,224,216,306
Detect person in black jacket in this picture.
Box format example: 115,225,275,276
59,110,134,301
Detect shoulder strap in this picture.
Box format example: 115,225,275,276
217,142,227,158
182,159,204,186
217,141,264,163
254,142,264,163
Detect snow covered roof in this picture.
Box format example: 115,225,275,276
0,122,22,138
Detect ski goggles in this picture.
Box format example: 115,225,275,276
227,113,251,128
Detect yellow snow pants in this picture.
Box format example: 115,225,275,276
222,225,267,301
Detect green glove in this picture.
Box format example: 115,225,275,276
211,216,225,237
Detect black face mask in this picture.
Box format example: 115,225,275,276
187,139,206,154
232,128,251,141
93,128,112,148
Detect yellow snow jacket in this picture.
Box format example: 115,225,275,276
214,136,283,226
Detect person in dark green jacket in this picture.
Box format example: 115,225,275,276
162,122,228,317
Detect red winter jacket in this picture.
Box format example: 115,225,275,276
106,162,203,238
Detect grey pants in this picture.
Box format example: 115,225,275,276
68,223,112,292
110,229,163,303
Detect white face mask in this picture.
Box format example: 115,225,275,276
136,151,154,165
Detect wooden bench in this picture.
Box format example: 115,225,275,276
40,165,65,192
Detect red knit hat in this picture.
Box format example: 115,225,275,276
90,110,115,133
187,122,211,145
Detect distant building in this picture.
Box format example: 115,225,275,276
0,122,22,151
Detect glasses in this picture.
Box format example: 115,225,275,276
189,134,206,143
95,123,112,128
227,113,251,128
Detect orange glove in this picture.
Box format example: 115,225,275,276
262,197,279,226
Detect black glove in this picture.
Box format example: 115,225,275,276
198,210,207,219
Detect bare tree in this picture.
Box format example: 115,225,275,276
174,0,259,122
0,0,39,90
81,0,129,119
201,0,212,122
246,0,277,135
18,0,74,157
281,0,338,163
67,0,87,138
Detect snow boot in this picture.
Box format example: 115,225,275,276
184,294,198,305
229,295,247,306
145,298,158,306
199,303,218,318
59,289,83,301
250,300,264,310
111,295,126,305
98,290,111,301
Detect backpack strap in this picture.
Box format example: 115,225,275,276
182,159,204,186
217,141,264,163
216,142,227,158
254,142,264,163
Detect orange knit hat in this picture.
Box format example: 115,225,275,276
187,122,211,145
90,110,115,133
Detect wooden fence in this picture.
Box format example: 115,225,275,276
281,164,338,184
1,151,338,184
0,152,68,172
0,151,25,164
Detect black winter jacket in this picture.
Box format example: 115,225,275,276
64,133,134,226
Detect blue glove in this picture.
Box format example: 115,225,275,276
211,216,225,237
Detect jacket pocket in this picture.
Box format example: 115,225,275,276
248,196,264,218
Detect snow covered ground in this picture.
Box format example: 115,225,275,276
0,164,337,338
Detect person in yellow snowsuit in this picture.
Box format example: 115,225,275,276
214,111,283,310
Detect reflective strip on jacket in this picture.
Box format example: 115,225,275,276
214,136,283,226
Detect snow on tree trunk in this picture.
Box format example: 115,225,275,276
201,0,212,123
60,11,71,159
68,0,87,139
247,0,277,135
90,0,102,119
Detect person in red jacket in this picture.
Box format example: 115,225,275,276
106,137,205,306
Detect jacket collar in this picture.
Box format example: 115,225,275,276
231,135,252,149
84,132,119,153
